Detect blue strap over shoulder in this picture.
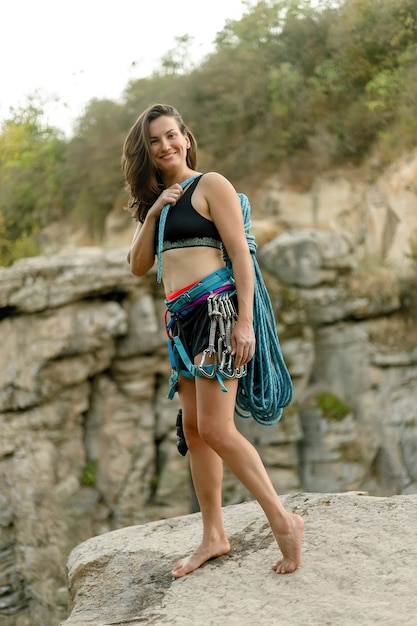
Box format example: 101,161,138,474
156,175,199,283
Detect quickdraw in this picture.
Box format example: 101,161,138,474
197,293,246,381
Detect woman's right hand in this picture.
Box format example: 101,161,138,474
129,182,185,275
149,183,183,217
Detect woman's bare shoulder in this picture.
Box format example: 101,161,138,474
199,171,237,195
202,171,231,183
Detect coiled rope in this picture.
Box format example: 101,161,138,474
157,176,293,425
223,193,293,425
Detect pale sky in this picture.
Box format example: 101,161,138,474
1,0,248,135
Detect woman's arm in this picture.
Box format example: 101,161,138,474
127,184,184,276
127,214,158,276
202,172,256,368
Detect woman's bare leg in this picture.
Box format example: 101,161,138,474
171,376,230,578
194,376,303,575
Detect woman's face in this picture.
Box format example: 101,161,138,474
148,115,190,173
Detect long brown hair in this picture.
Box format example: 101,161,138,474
121,103,197,222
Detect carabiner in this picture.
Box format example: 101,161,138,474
235,365,247,379
197,349,217,378
218,350,236,379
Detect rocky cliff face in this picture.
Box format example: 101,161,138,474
1,151,417,625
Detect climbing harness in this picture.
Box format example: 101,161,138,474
164,267,243,396
158,176,293,425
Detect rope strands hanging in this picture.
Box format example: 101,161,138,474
223,193,293,425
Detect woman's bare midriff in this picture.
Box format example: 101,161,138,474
162,247,225,296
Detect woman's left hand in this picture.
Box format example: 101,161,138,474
231,320,256,368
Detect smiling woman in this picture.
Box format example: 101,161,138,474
0,0,246,135
122,102,304,580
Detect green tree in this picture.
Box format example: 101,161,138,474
0,100,67,265
308,0,417,157
159,35,197,75
65,99,130,236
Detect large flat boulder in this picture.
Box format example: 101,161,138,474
62,492,417,626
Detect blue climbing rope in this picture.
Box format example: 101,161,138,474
222,193,293,425
157,177,293,425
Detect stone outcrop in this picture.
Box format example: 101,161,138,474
1,151,417,625
61,492,417,626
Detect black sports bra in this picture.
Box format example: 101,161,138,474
161,174,222,253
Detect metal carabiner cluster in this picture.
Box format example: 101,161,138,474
197,292,246,380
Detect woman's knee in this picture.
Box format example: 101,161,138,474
197,419,235,453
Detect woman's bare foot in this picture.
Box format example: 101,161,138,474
171,538,231,579
271,513,304,574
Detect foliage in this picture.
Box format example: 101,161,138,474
65,99,130,236
80,459,97,486
1,0,417,261
0,100,67,264
315,391,351,421
0,225,41,267
310,0,417,159
408,231,417,262
159,35,198,76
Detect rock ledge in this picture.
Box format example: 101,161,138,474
62,492,417,626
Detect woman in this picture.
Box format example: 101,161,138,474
122,103,303,578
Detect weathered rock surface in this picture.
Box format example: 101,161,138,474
62,492,417,626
